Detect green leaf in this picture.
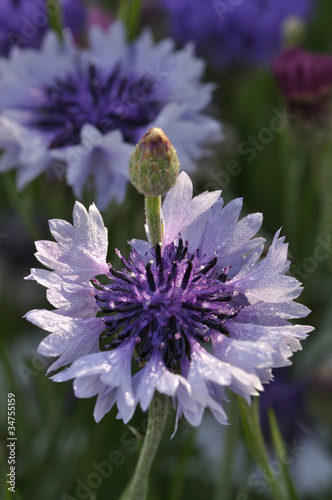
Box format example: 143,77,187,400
238,397,284,500
268,408,300,500
118,0,142,41
47,0,64,41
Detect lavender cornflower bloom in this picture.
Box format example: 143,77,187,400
25,172,313,429
0,22,221,209
161,0,313,71
0,0,87,57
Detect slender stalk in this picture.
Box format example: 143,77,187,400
0,344,18,399
268,409,300,500
145,196,163,247
1,173,42,241
128,0,142,41
47,0,64,41
316,144,332,246
283,142,306,257
119,393,169,500
118,0,142,41
212,396,239,500
298,169,316,257
238,397,284,500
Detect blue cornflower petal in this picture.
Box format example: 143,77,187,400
133,349,191,412
25,309,105,373
54,339,136,423
33,201,109,280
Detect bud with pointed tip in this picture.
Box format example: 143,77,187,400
129,128,180,196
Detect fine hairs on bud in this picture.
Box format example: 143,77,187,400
129,128,180,196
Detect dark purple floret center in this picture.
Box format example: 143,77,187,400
30,62,162,149
94,240,243,370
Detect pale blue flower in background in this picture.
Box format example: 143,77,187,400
0,0,87,56
161,0,313,71
0,22,222,209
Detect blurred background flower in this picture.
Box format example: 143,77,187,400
272,46,332,123
0,0,87,56
159,0,313,72
0,22,221,209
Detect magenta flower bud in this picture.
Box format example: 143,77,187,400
272,47,332,121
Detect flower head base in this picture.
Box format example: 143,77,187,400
272,47,332,122
129,128,179,196
25,173,313,429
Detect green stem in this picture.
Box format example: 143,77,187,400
118,0,142,41
268,409,300,500
238,397,284,500
145,196,163,247
119,393,169,500
283,143,306,257
47,0,64,41
0,343,18,399
317,144,332,244
212,396,239,500
298,170,316,258
1,173,42,241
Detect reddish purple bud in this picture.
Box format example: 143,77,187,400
272,47,332,120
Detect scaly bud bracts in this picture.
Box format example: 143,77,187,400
129,128,180,196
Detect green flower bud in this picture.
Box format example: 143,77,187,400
281,15,306,48
129,127,180,196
